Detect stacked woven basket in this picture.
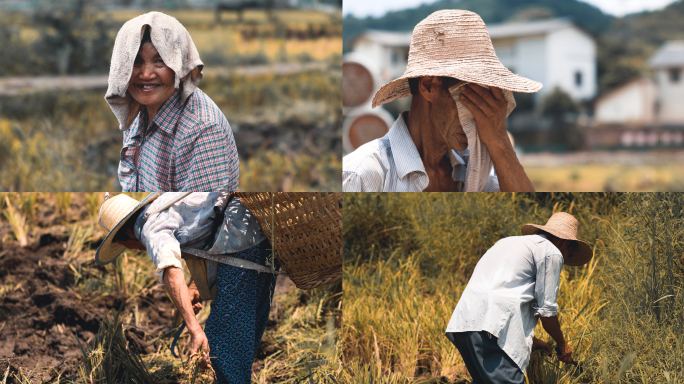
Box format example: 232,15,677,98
233,192,343,290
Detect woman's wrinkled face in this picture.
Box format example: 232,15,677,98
128,42,176,111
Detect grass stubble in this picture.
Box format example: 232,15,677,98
0,192,342,383
342,193,683,383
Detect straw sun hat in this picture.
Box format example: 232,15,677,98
372,9,543,108
521,212,593,266
95,193,160,266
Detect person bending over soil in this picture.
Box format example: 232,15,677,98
96,192,277,383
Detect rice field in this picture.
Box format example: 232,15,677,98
0,192,341,383
342,192,684,383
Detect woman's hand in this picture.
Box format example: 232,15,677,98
188,280,203,315
163,267,211,369
189,327,212,369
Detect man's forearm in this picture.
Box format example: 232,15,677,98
163,266,202,334
486,140,535,192
539,315,567,348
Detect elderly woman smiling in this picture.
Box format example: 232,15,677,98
106,12,238,192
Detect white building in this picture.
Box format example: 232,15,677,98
649,41,684,125
593,78,657,126
589,41,684,149
349,18,597,102
594,40,684,128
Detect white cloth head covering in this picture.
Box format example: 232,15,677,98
448,81,516,192
105,11,204,130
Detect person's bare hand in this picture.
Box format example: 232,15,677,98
532,336,552,354
556,342,574,364
189,328,212,370
459,84,509,149
187,280,202,315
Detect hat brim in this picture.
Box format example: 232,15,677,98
372,63,543,108
95,193,160,266
521,224,593,266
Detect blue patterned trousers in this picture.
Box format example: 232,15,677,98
204,240,278,384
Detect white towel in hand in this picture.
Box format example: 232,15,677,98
105,12,204,130
449,81,516,192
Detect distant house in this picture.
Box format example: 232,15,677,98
349,18,597,102
589,41,684,149
650,41,684,125
593,78,657,126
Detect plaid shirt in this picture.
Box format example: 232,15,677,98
118,88,239,192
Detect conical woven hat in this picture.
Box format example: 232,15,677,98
521,212,593,266
372,9,543,108
95,193,160,265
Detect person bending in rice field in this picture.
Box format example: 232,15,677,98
106,12,239,191
95,192,278,384
445,212,593,383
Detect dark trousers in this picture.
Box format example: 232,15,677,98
204,241,278,384
445,331,525,384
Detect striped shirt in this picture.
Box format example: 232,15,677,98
342,113,499,192
119,88,239,192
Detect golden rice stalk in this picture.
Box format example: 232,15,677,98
3,196,28,247
85,192,101,220
56,192,72,222
64,225,94,261
615,351,637,381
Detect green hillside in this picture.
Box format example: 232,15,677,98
343,0,613,50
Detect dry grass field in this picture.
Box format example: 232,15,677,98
520,151,684,192
342,193,684,383
525,164,684,192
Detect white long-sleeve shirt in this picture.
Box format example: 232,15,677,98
445,234,564,372
134,192,266,283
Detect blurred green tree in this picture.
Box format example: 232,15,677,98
540,87,582,150
30,0,116,75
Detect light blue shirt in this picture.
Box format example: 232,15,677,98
445,234,564,372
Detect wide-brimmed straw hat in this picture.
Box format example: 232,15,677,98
372,9,543,108
95,193,160,266
521,212,593,266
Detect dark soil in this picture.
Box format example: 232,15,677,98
0,233,175,383
0,195,173,382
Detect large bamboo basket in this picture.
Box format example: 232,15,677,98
232,192,342,290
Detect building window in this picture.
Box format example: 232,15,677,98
670,69,681,83
575,71,583,87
